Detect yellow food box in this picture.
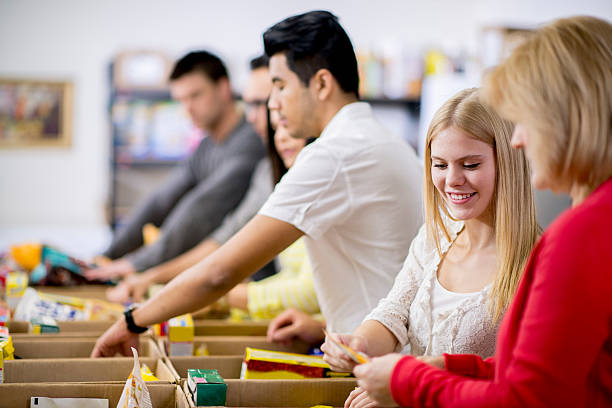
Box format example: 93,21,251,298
240,347,352,379
6,272,28,309
168,313,194,342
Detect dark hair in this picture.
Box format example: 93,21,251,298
263,10,359,97
266,106,315,184
249,54,269,70
266,106,286,184
169,50,228,82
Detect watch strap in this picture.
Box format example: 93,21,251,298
124,307,148,334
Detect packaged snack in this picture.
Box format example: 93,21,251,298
167,314,194,356
30,397,109,407
128,363,160,382
14,288,86,322
29,316,60,334
240,347,352,379
30,245,103,286
116,347,152,408
0,335,15,383
187,368,227,406
6,271,28,309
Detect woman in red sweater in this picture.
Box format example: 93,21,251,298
353,15,612,407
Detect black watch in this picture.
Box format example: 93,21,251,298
124,307,148,334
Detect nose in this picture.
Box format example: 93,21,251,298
446,164,465,187
511,124,526,149
268,88,280,111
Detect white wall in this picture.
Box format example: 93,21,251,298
0,0,610,234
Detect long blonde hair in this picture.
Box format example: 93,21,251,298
482,16,612,204
424,88,540,321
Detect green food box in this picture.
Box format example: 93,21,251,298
187,368,227,406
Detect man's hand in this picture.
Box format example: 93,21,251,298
321,332,368,372
90,317,140,358
353,353,405,407
266,308,325,345
85,258,136,281
106,273,151,303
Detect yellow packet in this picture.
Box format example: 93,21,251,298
128,363,159,382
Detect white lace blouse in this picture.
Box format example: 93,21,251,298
364,220,499,358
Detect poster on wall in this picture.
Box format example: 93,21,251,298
0,78,73,148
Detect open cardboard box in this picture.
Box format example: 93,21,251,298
36,285,113,301
3,357,176,384
192,320,269,336
0,383,189,408
13,337,161,359
7,320,113,336
166,356,244,381
182,378,358,407
159,336,311,358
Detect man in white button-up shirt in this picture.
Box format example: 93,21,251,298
91,10,422,357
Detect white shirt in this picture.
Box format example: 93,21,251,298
259,102,423,332
365,221,499,358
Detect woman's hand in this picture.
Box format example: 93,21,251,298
353,353,404,407
321,332,368,372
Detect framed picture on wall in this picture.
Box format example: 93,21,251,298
0,78,73,148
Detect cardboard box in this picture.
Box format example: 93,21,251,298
12,337,161,359
193,320,269,336
183,378,358,407
187,369,227,406
0,383,189,408
8,320,113,336
167,356,244,381
37,285,113,300
159,336,311,358
3,356,175,383
240,348,350,380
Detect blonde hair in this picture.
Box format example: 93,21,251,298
482,16,612,204
424,88,540,322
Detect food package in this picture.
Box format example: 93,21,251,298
29,316,60,333
6,271,28,309
116,347,152,408
167,314,194,356
14,288,86,322
240,347,352,379
31,397,108,407
187,368,226,406
127,363,159,382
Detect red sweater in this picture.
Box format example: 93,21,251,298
390,178,612,407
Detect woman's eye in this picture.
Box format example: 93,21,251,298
433,163,447,169
464,163,480,169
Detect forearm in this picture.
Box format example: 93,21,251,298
131,215,303,327
142,239,221,284
354,320,399,357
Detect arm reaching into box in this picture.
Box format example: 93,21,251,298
91,214,303,357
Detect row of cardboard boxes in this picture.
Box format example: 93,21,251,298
1,335,357,407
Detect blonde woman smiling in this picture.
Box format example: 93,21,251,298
323,88,539,407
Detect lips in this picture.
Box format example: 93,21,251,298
447,192,476,203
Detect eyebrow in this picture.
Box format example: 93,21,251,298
431,154,485,161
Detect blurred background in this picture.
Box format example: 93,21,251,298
1,0,610,258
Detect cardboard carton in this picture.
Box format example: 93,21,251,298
159,336,311,358
3,357,175,383
8,320,113,336
12,337,161,359
0,383,189,408
183,378,357,407
167,356,244,382
193,320,269,336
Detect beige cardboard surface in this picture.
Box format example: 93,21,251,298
13,337,161,359
182,378,357,407
0,383,188,408
8,320,113,335
159,336,311,357
4,357,175,383
168,356,244,381
37,285,112,300
193,320,269,336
